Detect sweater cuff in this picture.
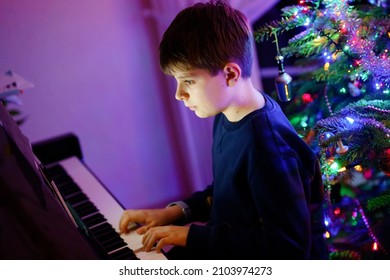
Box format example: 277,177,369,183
166,201,191,224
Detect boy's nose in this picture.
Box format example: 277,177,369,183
175,87,189,101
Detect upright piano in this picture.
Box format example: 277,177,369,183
0,103,166,260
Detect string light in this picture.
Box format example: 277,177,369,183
302,93,313,103
324,62,330,71
300,116,308,128
330,161,339,171
323,86,333,115
338,166,347,172
357,200,387,255
345,116,354,124
354,165,363,172
372,242,378,251
324,231,331,238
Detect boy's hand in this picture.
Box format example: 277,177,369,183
119,206,183,235
142,225,189,253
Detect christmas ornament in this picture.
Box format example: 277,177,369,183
273,32,292,102
318,131,335,147
275,55,292,102
336,139,349,154
318,132,336,157
348,82,361,97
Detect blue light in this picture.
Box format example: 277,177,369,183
346,117,355,124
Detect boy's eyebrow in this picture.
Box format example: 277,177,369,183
176,74,194,79
175,71,199,79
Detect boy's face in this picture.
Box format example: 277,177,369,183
172,68,230,118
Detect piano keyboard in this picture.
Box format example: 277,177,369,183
45,156,167,260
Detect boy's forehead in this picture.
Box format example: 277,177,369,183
172,68,210,79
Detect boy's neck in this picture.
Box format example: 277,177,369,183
223,79,265,122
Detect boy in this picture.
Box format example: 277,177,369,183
119,0,328,260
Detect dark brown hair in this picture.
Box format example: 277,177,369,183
159,0,253,78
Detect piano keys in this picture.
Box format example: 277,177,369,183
44,156,167,260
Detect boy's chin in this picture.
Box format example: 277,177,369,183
194,111,214,118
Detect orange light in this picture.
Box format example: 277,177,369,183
354,165,363,172
324,231,331,239
338,166,347,172
324,62,330,71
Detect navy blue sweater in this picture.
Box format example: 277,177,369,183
176,93,328,260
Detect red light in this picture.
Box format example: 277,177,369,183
372,242,378,251
302,93,313,103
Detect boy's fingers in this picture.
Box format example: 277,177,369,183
136,225,149,235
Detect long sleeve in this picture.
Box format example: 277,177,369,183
183,184,213,223
177,93,327,260
184,155,314,259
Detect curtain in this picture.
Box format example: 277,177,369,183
138,0,278,194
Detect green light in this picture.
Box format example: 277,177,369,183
340,87,346,94
360,73,369,80
330,162,339,171
300,116,308,128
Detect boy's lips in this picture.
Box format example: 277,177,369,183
185,104,196,111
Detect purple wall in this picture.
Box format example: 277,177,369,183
0,0,213,209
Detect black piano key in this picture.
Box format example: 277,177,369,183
103,244,127,255
73,201,99,217
89,224,130,254
93,226,119,241
89,223,115,237
99,232,124,244
46,164,65,176
50,174,71,185
109,247,139,260
102,239,128,253
62,190,82,200
58,182,80,196
73,200,96,212
67,192,89,206
82,213,107,227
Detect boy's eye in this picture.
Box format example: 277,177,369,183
184,80,194,85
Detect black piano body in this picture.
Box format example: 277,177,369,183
0,103,165,260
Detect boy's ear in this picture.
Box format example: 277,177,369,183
223,63,240,86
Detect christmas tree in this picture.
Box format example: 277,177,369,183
254,0,390,259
